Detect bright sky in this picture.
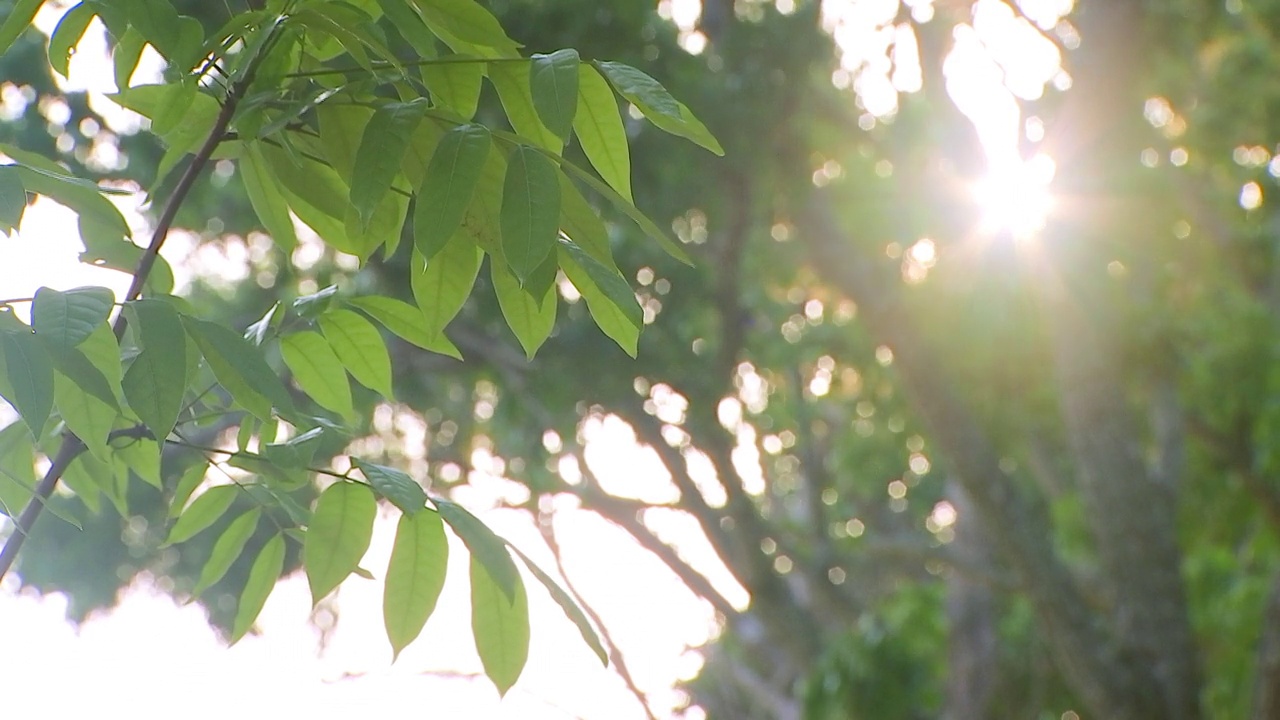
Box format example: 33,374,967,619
0,1,1070,718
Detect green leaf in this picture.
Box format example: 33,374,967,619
1,329,53,438
45,342,118,410
53,366,116,460
411,239,482,339
594,61,681,121
347,296,462,359
183,317,295,423
31,286,115,350
435,498,519,600
166,484,239,545
111,27,145,92
573,64,631,203
240,143,298,252
558,238,641,356
0,421,36,520
491,260,556,359
489,60,561,151
383,508,449,659
317,309,395,399
150,81,196,138
260,142,364,257
0,165,25,234
400,117,447,189
110,85,221,158
304,481,377,605
316,104,375,186
500,145,561,282
557,172,612,264
168,462,209,519
422,61,484,119
414,123,491,260
353,458,426,515
412,0,520,56
558,155,693,265
508,544,607,664
115,435,161,489
529,49,579,142
640,100,725,156
192,508,263,598
230,532,286,643
122,299,188,440
0,0,41,56
280,331,355,419
48,2,96,77
470,554,529,696
350,100,427,232
377,0,438,59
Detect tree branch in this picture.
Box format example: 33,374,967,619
0,28,275,584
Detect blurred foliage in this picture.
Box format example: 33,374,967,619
7,0,1280,718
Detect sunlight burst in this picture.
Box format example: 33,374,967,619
973,153,1056,239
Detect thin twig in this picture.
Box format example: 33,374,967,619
537,504,661,720
0,23,280,583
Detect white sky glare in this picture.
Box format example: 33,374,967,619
1,0,1072,717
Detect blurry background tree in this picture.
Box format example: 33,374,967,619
5,0,1280,718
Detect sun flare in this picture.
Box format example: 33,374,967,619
973,153,1056,239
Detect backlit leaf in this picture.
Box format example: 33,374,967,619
411,239,482,339
558,238,641,356
53,367,115,459
317,309,395,399
354,458,426,515
500,145,560,282
572,64,631,203
557,172,612,264
192,508,263,598
347,295,462,359
508,544,607,664
529,49,579,142
489,60,560,150
305,481,377,604
414,123,490,260
558,155,692,265
638,100,724,156
122,299,188,440
183,317,294,423
436,498,519,600
240,142,298,251
470,555,529,696
383,508,448,659
422,61,484,119
230,532,286,643
595,61,680,121
413,0,520,56
168,462,209,519
280,331,355,419
491,259,555,359
376,0,438,59
166,484,239,545
350,100,426,231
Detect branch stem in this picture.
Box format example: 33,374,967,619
0,24,277,584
